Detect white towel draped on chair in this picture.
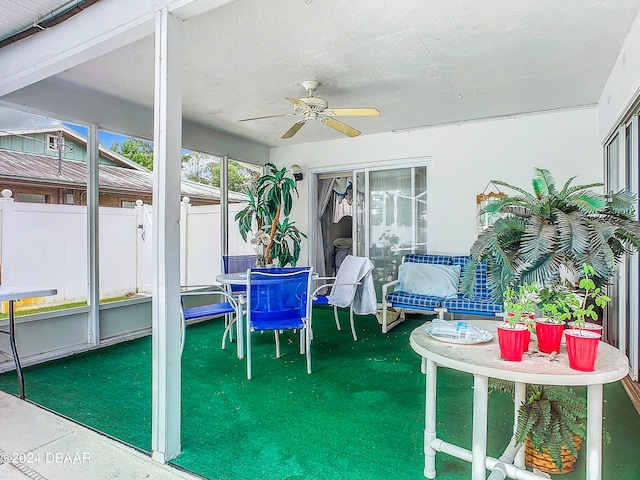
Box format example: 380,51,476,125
327,255,376,315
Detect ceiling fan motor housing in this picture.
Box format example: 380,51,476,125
298,96,328,113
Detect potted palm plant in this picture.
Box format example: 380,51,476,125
460,168,640,299
235,163,306,267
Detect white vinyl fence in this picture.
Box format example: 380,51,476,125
0,191,252,309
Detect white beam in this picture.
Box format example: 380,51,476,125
150,8,183,464
0,83,270,165
0,0,236,97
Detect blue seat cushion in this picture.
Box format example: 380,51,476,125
386,291,443,309
312,295,330,306
183,302,235,321
250,309,305,331
441,296,503,315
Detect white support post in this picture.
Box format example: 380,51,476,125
151,7,183,464
87,124,100,346
221,155,229,261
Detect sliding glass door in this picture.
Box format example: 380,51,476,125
354,164,428,297
605,115,639,381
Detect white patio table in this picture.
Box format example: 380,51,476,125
409,320,629,480
0,285,57,400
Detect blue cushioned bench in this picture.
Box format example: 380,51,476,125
380,254,503,333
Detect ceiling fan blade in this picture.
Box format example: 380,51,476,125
239,114,291,122
321,117,361,137
281,121,306,139
324,107,380,117
286,97,309,110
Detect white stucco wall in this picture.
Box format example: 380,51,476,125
271,107,601,264
598,9,640,142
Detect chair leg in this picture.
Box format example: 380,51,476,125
275,331,281,358
221,313,235,350
333,306,341,330
349,306,357,341
246,322,252,380
305,325,312,374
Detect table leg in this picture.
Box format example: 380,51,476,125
8,300,25,400
514,382,526,468
235,304,244,359
472,375,488,480
424,358,437,479
586,384,603,480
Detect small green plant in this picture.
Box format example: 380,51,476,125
538,280,576,324
569,264,612,328
503,283,538,328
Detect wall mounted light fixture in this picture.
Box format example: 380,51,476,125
291,164,304,182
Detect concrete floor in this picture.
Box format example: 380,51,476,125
0,391,201,480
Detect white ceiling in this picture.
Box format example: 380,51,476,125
4,0,640,148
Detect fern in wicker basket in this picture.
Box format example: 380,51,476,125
490,380,609,473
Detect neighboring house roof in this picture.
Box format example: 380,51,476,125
0,124,149,171
0,149,247,203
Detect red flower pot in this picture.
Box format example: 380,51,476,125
497,323,530,361
565,329,601,372
504,314,532,352
567,321,603,332
535,319,565,354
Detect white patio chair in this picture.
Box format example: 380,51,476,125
312,255,375,341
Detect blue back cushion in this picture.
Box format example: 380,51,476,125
403,254,453,265
248,268,311,328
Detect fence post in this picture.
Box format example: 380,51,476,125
0,189,14,308
180,197,190,286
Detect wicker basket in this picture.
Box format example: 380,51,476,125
524,435,582,474
376,307,403,325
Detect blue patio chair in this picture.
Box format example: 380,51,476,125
242,267,314,380
180,285,240,356
312,255,375,341
222,254,257,296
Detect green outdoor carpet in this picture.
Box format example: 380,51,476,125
1,309,639,479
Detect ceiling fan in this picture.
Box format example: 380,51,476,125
239,80,380,139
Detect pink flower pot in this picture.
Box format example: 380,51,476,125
497,323,529,361
565,329,601,372
535,319,565,354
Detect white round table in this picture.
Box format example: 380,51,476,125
409,320,629,480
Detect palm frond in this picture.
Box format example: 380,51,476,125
519,217,557,263
607,189,637,216
565,190,607,214
532,168,557,197
491,178,539,203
